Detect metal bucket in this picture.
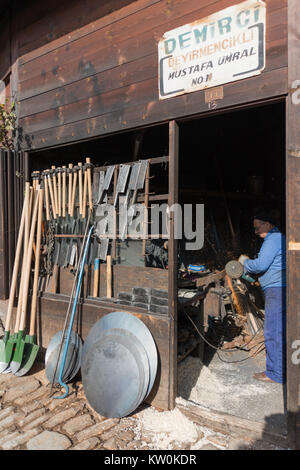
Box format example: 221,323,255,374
81,311,158,418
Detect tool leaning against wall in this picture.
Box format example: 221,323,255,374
0,156,97,376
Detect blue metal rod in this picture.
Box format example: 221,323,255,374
54,226,94,399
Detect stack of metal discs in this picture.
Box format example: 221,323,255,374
81,311,158,418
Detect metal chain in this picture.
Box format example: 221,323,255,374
45,219,55,276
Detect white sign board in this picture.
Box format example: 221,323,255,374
158,0,266,100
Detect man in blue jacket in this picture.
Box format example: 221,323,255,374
239,211,286,384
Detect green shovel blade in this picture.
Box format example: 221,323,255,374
14,335,40,377
10,330,26,374
0,331,17,373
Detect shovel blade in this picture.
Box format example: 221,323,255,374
14,335,40,377
10,331,26,374
0,332,16,373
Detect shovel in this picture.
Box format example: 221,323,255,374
0,183,29,373
15,188,44,376
2,185,33,373
10,188,40,374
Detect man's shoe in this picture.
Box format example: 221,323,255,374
253,371,276,383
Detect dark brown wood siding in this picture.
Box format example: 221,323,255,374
0,8,11,81
286,0,300,450
15,0,288,150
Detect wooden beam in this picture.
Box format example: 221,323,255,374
177,400,288,449
168,120,179,409
286,0,300,450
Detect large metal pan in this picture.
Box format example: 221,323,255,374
82,331,149,418
82,311,157,398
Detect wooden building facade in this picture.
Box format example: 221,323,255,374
0,0,299,448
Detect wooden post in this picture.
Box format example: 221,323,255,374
106,255,112,298
142,161,150,256
112,166,118,260
168,120,179,410
286,0,300,450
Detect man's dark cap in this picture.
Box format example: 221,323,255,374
253,210,277,226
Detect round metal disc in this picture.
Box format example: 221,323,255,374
82,333,148,418
81,327,150,406
46,342,77,384
82,311,157,398
45,330,78,365
225,261,244,279
65,335,83,382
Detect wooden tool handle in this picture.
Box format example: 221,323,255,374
5,184,28,332
14,264,25,334
47,171,57,219
86,157,93,212
51,166,58,217
20,188,40,331
29,188,44,336
78,162,83,216
70,168,78,217
14,184,32,333
58,169,62,217
68,163,73,215
44,175,50,221
106,255,112,298
62,166,66,218
93,258,100,297
82,165,87,219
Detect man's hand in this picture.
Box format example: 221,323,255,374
238,254,249,265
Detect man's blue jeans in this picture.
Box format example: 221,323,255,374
264,287,286,384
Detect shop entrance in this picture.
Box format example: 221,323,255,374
176,101,287,433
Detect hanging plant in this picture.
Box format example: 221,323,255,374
0,99,16,150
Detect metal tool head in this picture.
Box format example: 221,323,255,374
128,162,141,190
14,335,40,377
136,160,148,189
10,331,26,374
99,238,109,261
0,334,14,373
97,167,114,205
114,165,131,206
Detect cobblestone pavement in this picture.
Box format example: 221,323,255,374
0,362,284,451
0,307,284,451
